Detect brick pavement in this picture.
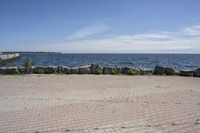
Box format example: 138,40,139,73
0,75,200,133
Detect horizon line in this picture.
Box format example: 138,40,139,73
1,51,200,54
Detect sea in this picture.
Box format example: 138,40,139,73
4,53,200,70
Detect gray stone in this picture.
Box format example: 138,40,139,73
164,67,176,75
121,67,129,74
79,66,91,74
33,67,46,74
91,64,102,74
0,67,7,74
103,67,113,74
70,67,79,74
153,66,165,75
45,66,57,74
18,67,33,74
121,67,140,75
194,68,200,77
62,66,71,74
56,66,63,73
18,67,26,74
139,68,153,75
6,67,19,74
103,67,120,75
174,69,180,75
180,70,194,77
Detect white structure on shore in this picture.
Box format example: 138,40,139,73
0,53,20,61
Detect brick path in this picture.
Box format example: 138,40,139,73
0,75,200,133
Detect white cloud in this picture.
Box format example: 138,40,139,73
67,23,109,40
36,23,200,53
184,25,200,36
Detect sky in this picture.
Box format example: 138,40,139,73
0,0,200,53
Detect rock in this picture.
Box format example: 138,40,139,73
33,67,46,74
174,69,180,75
18,67,26,74
121,67,129,74
180,70,194,77
91,64,102,74
103,67,120,75
0,67,7,74
121,67,140,75
153,66,165,75
164,67,176,75
62,66,71,74
45,66,57,74
56,66,63,73
6,67,20,74
194,68,200,77
70,67,79,74
139,68,153,75
79,66,91,74
18,67,33,74
111,67,120,75
103,67,113,74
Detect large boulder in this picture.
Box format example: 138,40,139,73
139,68,153,75
70,67,79,74
121,67,140,75
91,64,102,74
33,67,46,74
121,67,129,74
5,67,20,74
79,66,91,74
103,67,120,75
103,67,113,74
164,67,176,75
113,67,122,75
45,66,57,74
174,69,180,75
0,67,7,74
18,67,33,74
180,70,194,77
62,66,71,74
56,66,63,73
193,68,200,77
103,67,112,74
153,66,165,75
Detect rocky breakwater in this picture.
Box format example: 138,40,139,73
0,64,200,78
153,65,200,77
153,66,180,75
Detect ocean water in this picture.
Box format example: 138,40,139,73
6,53,200,70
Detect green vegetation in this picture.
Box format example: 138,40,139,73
22,58,35,68
127,69,138,75
22,58,36,74
6,68,20,75
111,68,119,75
38,69,45,74
95,68,103,74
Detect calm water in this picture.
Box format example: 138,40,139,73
6,53,200,70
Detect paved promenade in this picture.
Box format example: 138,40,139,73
0,75,200,133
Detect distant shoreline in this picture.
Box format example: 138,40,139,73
1,52,200,54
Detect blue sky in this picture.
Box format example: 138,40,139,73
0,0,200,53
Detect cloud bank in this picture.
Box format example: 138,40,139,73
36,24,200,53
